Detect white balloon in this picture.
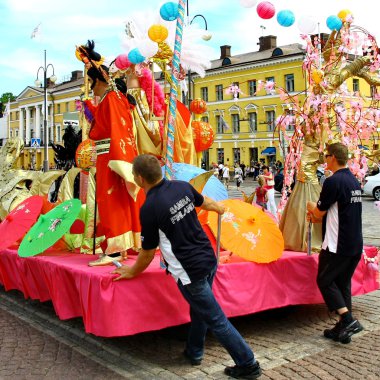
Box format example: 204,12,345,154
138,39,159,59
239,0,257,8
297,15,317,34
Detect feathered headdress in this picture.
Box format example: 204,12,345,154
75,40,109,82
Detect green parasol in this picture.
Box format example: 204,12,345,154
18,199,82,257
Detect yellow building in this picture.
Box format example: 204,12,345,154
8,71,83,169
191,35,379,169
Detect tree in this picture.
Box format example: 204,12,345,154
0,92,16,115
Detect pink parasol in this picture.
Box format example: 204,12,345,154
0,195,44,250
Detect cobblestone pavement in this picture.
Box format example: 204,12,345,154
0,178,379,379
0,286,379,379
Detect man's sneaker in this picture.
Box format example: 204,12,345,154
182,350,202,366
338,319,363,344
224,361,261,379
323,320,343,341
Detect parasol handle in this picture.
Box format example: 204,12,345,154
216,213,222,263
307,220,312,256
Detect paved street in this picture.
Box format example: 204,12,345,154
0,179,379,379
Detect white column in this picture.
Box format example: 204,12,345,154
25,107,31,145
35,105,41,140
19,108,24,140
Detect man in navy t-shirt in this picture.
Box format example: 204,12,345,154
307,142,363,344
112,154,261,379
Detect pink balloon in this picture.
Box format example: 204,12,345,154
257,1,275,20
115,54,131,70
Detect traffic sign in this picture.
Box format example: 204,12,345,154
31,138,41,148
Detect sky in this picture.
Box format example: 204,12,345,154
1,0,379,97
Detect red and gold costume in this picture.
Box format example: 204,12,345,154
89,90,145,254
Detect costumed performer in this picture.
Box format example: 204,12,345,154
76,41,145,266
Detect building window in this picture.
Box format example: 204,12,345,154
233,148,240,164
201,116,209,123
248,80,257,96
15,130,19,137
232,82,240,99
216,85,223,101
352,78,359,93
370,85,377,98
265,76,275,95
266,110,276,131
232,114,240,133
56,125,61,142
66,102,69,112
248,112,257,132
217,148,224,164
16,111,19,120
57,104,60,114
285,109,295,131
216,115,224,134
9,130,13,137
285,74,294,92
201,87,208,101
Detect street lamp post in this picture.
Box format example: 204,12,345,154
35,50,57,172
186,11,211,107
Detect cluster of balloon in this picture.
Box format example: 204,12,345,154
239,0,354,36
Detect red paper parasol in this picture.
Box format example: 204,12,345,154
0,195,44,250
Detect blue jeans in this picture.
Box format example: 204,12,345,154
177,269,255,366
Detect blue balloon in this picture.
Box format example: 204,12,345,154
128,48,145,64
326,15,342,31
277,10,295,27
161,163,228,201
160,2,179,22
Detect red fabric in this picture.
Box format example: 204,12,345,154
89,91,145,251
0,247,377,337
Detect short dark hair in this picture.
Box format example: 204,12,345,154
262,165,269,171
327,142,348,166
133,154,162,184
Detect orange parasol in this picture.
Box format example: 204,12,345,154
208,199,284,264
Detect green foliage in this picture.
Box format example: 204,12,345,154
1,92,16,103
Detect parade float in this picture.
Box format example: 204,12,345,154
0,1,379,337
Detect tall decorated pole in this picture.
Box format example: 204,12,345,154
165,0,187,179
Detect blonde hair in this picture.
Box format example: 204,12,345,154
258,176,264,186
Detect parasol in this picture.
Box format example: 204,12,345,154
165,162,228,201
18,199,82,257
208,199,284,264
0,195,44,251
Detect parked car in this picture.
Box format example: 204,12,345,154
363,173,380,200
274,167,324,193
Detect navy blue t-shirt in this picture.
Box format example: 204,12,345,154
317,168,363,257
140,179,216,284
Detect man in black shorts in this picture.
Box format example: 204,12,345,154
112,154,261,379
307,142,363,344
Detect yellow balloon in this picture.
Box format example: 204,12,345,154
312,69,324,84
148,24,169,43
337,9,353,21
